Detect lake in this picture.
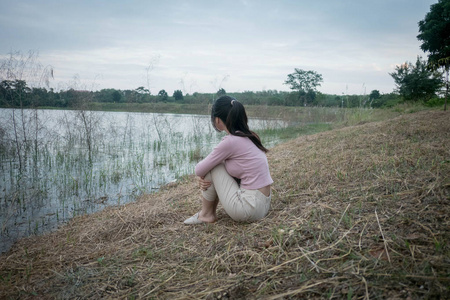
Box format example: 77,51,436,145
0,108,287,253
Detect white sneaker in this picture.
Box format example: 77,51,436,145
183,212,205,225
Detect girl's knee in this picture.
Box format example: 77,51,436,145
210,164,227,178
203,171,212,181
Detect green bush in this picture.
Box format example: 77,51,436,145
424,97,446,107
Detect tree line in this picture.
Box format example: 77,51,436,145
0,79,411,109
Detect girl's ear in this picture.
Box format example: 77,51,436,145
215,117,228,132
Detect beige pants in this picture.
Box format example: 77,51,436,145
202,164,271,222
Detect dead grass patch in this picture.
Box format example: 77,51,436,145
1,110,449,299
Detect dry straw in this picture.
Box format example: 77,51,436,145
1,110,449,299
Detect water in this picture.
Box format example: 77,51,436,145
0,108,286,253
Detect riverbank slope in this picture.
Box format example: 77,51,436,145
1,110,449,299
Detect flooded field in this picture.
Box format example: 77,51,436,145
0,108,287,253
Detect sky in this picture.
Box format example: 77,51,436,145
0,0,438,96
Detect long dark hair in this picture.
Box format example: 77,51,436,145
211,95,268,153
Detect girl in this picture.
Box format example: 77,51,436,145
184,95,273,224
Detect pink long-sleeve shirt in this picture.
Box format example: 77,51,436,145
195,134,273,190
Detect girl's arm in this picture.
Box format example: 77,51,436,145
195,135,233,177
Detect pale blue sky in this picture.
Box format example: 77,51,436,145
0,0,437,95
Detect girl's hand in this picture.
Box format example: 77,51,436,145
197,176,212,191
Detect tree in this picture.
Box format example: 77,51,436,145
135,86,149,94
368,90,381,107
173,90,184,101
284,68,323,106
112,90,122,103
369,90,381,101
390,56,443,102
134,86,150,103
417,0,450,110
158,89,168,102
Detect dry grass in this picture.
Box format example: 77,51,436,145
1,110,449,299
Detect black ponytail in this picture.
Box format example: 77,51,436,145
211,95,268,153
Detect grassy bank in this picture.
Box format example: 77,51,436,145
36,102,440,134
87,102,212,115
38,101,426,119
1,109,449,299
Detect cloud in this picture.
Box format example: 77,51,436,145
0,0,438,95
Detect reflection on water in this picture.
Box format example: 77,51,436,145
0,108,286,253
